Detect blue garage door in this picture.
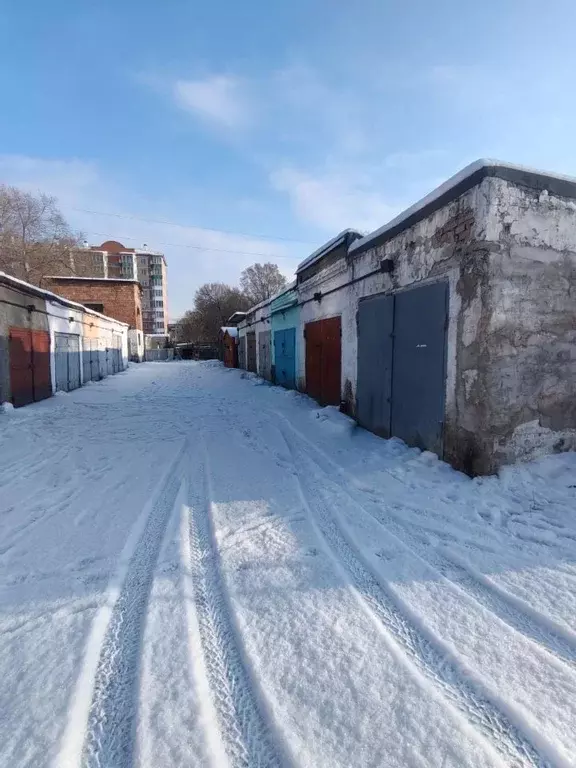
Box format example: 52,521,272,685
274,328,296,389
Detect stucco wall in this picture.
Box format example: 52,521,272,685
454,176,576,472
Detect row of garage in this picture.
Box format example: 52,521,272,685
1,271,129,408
233,247,447,458
229,160,576,474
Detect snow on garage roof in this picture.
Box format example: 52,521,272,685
220,326,238,337
350,158,576,256
0,271,129,326
296,230,362,273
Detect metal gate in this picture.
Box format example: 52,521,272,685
238,335,246,370
54,332,81,392
274,328,296,389
9,327,51,407
391,282,448,454
246,331,257,373
83,339,101,383
258,330,271,380
305,316,341,406
356,294,394,436
356,282,448,455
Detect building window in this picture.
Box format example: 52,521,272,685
84,303,104,313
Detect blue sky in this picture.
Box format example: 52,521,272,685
1,0,576,318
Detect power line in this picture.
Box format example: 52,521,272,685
86,231,301,260
74,207,316,246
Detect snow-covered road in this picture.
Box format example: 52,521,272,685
2,362,576,768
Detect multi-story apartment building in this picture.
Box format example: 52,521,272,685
136,251,169,335
72,240,168,335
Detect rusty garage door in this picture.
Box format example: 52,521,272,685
258,330,271,380
246,331,257,373
9,327,51,407
356,282,448,455
305,316,341,406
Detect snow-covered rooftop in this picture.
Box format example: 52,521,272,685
350,158,576,255
228,311,247,324
0,271,129,327
220,326,238,338
297,230,362,273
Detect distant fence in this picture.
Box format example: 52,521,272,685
145,349,175,362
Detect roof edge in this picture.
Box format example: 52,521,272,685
350,159,576,256
297,229,362,273
0,271,130,327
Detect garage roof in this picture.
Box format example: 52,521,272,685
350,158,576,256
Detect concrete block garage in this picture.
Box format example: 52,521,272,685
235,160,576,474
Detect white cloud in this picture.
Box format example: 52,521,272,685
173,75,248,128
0,154,300,319
270,167,401,234
0,154,100,207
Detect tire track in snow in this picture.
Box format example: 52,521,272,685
280,419,576,674
279,426,553,768
182,445,283,768
79,448,186,768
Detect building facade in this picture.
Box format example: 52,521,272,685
43,276,144,362
72,240,168,336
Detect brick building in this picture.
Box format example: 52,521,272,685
44,276,144,361
71,240,169,336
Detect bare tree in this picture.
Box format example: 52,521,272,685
0,185,81,285
176,283,250,342
240,262,287,305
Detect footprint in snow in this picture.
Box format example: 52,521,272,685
304,547,318,557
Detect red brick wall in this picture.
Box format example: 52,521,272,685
44,279,143,331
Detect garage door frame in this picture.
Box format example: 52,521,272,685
356,281,448,455
54,332,81,392
9,327,52,407
305,316,342,406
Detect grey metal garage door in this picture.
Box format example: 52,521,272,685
356,282,448,455
258,330,271,380
391,282,448,455
82,339,101,383
246,331,257,373
238,335,246,370
54,332,81,392
356,293,394,436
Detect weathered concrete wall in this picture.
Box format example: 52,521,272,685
455,177,576,472
298,182,486,418
354,175,576,473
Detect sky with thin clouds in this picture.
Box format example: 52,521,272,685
1,0,576,318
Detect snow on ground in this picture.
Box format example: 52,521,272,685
1,362,576,768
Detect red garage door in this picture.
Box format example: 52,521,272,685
305,316,342,406
9,328,51,407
